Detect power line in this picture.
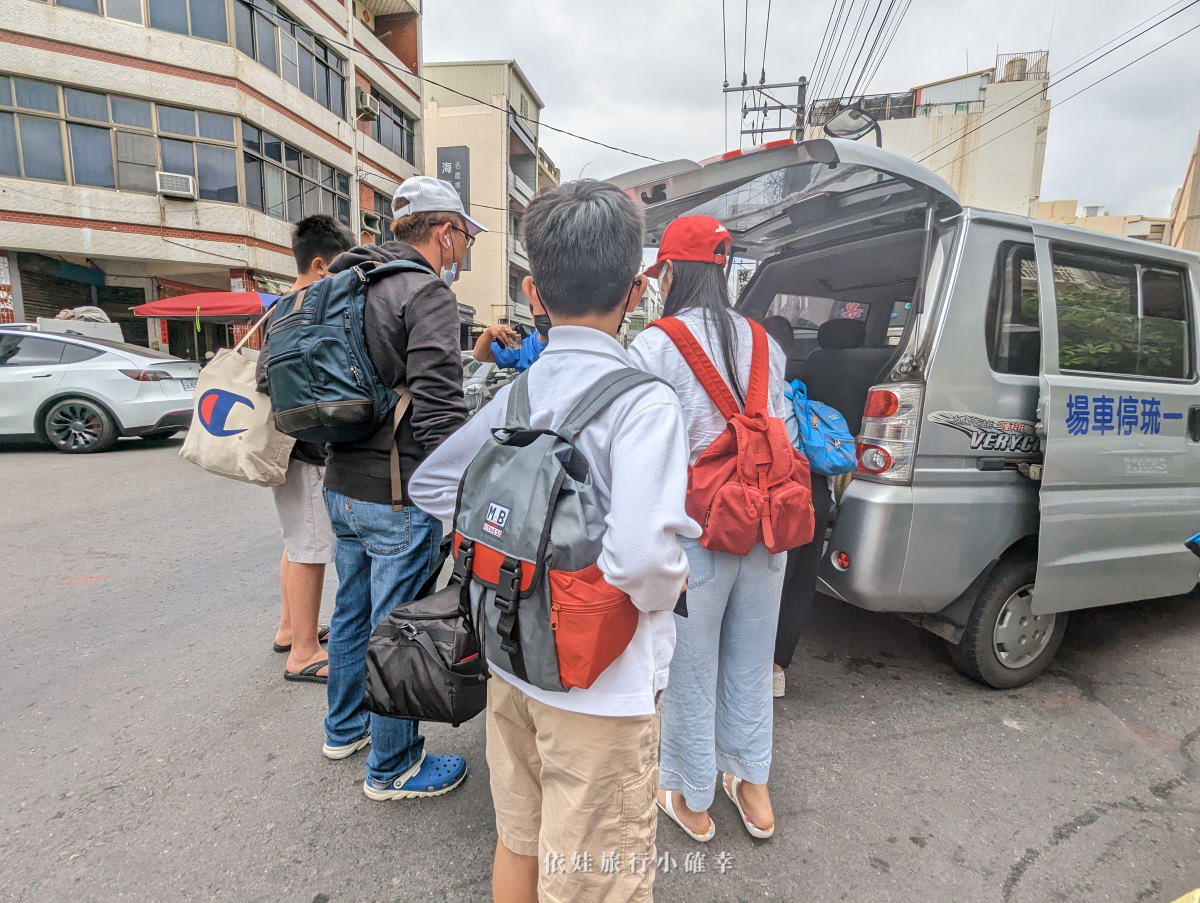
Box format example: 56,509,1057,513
808,0,844,106
742,0,750,85
811,0,851,104
760,0,773,84
838,0,886,102
251,6,663,164
858,0,911,93
827,0,875,102
929,19,1200,177
912,0,1195,165
849,0,902,100
722,0,730,149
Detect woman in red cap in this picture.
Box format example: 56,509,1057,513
628,214,794,843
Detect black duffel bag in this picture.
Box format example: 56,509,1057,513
364,579,488,727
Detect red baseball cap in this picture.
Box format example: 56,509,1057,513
645,215,733,278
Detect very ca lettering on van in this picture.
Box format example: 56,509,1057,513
927,411,1040,453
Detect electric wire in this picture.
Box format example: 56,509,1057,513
249,6,663,163
742,0,750,86
827,0,875,103
849,0,902,101
722,0,730,149
808,0,844,105
760,0,773,84
810,0,851,105
858,0,911,93
913,0,1200,165
928,19,1200,175
838,0,887,102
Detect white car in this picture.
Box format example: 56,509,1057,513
0,327,199,453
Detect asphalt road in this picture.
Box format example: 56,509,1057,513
2,437,1199,903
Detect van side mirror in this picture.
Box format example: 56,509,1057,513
823,105,883,147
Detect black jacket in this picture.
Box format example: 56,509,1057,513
322,241,468,506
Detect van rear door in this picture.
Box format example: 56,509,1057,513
609,138,961,257
1031,224,1200,613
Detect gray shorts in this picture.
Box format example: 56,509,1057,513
271,459,335,564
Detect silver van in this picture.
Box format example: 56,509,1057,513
612,138,1200,688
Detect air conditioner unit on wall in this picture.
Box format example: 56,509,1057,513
156,171,196,200
355,87,380,121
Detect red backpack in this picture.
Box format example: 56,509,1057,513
652,316,815,555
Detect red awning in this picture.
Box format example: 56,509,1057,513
132,291,276,318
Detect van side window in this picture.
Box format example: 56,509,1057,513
1051,246,1193,380
985,242,1040,376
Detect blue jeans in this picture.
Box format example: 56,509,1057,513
323,489,442,784
659,537,785,812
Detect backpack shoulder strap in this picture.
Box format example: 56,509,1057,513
650,316,740,420
504,371,533,430
557,368,666,444
744,319,770,417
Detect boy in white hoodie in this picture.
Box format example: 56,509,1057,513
409,180,698,903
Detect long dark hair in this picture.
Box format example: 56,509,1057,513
662,260,745,405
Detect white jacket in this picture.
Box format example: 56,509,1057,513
409,325,700,717
628,307,791,464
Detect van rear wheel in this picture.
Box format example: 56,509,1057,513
949,556,1067,689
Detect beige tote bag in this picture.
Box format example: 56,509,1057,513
179,311,295,486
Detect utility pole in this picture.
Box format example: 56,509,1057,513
723,76,808,145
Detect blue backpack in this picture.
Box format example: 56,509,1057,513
265,258,435,443
785,378,857,476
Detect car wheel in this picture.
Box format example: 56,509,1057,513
139,430,181,442
43,398,118,454
949,555,1067,689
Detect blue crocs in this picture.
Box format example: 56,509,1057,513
362,753,467,800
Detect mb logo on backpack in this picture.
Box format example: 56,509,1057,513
451,368,663,693
264,258,435,443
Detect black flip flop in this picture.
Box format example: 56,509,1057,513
273,625,330,653
284,659,329,684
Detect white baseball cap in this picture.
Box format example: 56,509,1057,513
391,175,488,236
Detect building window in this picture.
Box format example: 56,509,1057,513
241,123,351,226
374,191,391,245
146,0,227,41
233,1,346,119
370,89,415,164
0,76,237,198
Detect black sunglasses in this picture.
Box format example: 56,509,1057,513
449,224,476,249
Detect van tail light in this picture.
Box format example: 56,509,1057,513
119,369,171,381
855,383,924,484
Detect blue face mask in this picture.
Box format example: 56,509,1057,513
440,262,458,287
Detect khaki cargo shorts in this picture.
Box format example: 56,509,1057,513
486,676,660,903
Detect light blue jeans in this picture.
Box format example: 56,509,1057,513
659,536,786,813
322,489,442,785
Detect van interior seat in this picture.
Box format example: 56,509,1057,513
799,319,893,435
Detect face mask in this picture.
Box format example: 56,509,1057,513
440,262,458,287
534,314,552,337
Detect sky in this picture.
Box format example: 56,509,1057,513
422,0,1200,217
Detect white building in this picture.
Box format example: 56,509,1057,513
805,51,1051,216
1,0,424,356
422,60,556,341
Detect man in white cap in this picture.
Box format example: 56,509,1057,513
318,175,486,802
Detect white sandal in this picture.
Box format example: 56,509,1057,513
722,774,775,839
656,791,715,843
